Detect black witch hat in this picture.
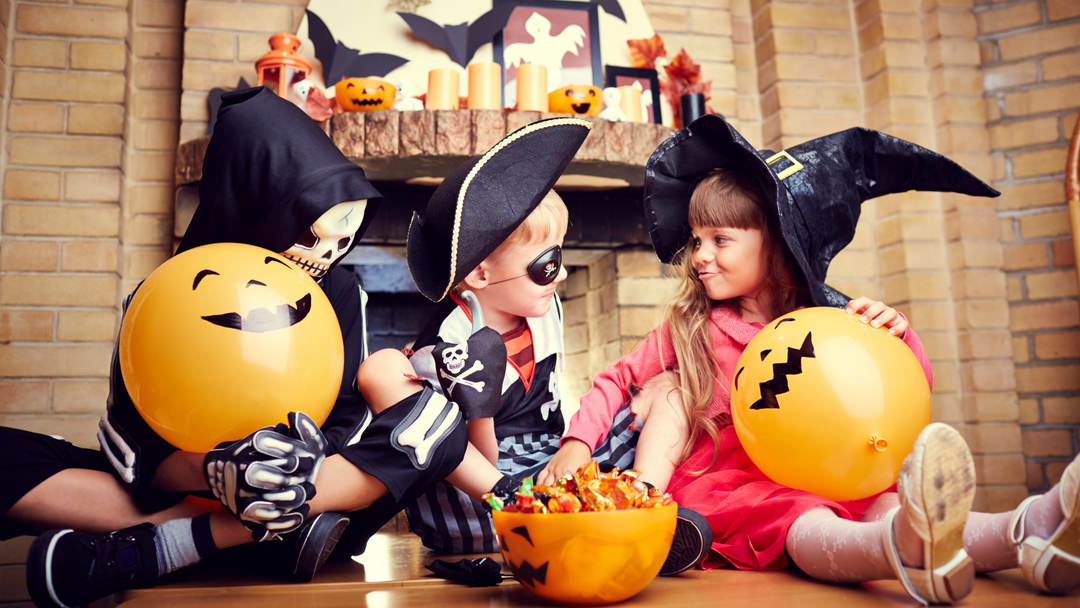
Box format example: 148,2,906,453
643,114,1000,308
407,117,592,302
179,86,382,271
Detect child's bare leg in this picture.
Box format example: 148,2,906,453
357,348,424,414
630,371,688,492
446,443,506,502
6,468,212,534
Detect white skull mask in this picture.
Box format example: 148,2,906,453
442,342,469,375
282,199,368,278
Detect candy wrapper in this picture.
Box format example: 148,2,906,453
482,461,675,514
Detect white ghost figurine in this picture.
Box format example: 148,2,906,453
598,87,627,122
292,79,314,106
503,11,586,91
394,78,424,111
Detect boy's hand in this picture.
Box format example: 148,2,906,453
536,439,592,485
846,297,907,338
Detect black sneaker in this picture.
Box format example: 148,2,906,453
659,506,712,576
285,512,350,581
27,523,159,608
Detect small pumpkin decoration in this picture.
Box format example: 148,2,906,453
335,77,396,112
548,85,602,116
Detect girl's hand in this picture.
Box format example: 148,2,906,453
536,439,592,485
846,297,908,338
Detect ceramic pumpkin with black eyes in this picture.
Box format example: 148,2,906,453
548,85,602,116
119,242,343,452
335,77,396,112
730,306,931,502
492,504,676,605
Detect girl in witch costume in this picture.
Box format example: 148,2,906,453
18,88,470,608
540,115,1080,601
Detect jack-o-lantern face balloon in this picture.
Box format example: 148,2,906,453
730,307,931,502
493,505,676,605
119,243,343,452
335,77,396,112
548,85,602,116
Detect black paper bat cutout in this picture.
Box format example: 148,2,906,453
397,3,517,68
306,9,409,85
207,77,251,135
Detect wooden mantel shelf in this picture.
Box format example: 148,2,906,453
175,109,675,189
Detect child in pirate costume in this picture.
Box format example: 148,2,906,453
18,88,470,608
542,114,1080,601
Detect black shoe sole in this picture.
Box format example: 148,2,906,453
660,507,712,576
292,513,351,582
26,529,73,608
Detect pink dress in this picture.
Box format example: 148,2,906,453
563,304,933,570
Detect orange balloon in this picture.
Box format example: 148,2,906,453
119,243,343,452
493,505,676,605
548,85,603,116
731,307,931,502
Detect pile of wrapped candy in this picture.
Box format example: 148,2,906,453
483,461,676,514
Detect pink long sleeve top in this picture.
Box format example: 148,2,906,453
563,304,933,452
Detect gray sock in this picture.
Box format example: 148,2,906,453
154,518,202,577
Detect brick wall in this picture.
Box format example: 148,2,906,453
977,0,1080,492
0,0,183,447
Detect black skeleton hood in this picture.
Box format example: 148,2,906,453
178,86,382,269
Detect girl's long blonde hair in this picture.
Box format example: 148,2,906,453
664,169,812,472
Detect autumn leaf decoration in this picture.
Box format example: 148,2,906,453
662,49,713,129
628,34,666,70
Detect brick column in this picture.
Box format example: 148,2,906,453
0,0,129,445
978,0,1080,491
753,0,862,150
180,0,306,140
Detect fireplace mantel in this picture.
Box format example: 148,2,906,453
175,109,675,189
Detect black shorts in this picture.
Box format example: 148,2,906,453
0,427,112,540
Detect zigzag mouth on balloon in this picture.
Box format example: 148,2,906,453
742,331,816,410
350,97,385,107
201,293,312,333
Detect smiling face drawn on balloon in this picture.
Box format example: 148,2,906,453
733,317,816,411
119,242,344,452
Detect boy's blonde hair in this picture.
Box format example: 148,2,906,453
453,190,568,296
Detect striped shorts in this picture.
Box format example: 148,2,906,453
404,402,639,554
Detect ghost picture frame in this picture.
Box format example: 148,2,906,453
492,1,602,109
604,65,662,125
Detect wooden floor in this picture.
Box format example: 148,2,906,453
105,532,1079,608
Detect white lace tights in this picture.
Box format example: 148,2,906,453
785,486,1065,583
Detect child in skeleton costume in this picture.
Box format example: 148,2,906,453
378,118,640,556
17,88,470,608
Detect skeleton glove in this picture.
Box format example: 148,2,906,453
203,411,328,542
433,291,507,420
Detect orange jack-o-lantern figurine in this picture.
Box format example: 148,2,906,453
119,242,343,452
335,77,397,112
548,85,602,116
255,33,312,107
731,307,931,502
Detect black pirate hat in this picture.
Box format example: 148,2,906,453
407,117,592,302
643,114,1000,308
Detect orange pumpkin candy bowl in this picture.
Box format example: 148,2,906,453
548,84,602,116
334,77,396,112
492,504,677,605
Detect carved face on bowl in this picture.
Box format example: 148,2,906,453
335,78,396,112
548,85,602,116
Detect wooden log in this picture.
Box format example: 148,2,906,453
331,113,365,159
435,109,471,156
604,121,634,164
505,111,540,134
399,110,436,156
365,110,400,157
575,115,606,161
471,110,506,155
